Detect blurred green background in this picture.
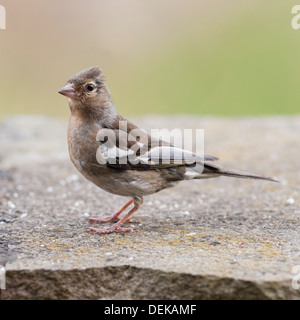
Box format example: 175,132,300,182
0,0,299,118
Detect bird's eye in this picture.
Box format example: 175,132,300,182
87,83,95,91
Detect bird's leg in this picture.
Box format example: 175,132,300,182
90,197,143,234
89,199,134,223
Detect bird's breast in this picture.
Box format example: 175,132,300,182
67,117,104,176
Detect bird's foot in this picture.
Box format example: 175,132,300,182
89,198,141,234
90,225,133,234
89,199,135,224
89,215,118,223
89,216,135,223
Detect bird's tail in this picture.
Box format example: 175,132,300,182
214,168,278,182
186,162,278,182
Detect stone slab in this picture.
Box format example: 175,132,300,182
0,115,299,299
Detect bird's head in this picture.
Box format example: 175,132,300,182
58,66,115,118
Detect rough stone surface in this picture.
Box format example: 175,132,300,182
0,115,299,299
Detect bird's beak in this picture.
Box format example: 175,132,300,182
58,83,77,99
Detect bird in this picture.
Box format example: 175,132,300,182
58,66,277,234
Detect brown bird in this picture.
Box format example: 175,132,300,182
58,66,277,234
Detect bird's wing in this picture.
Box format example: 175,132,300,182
96,123,217,171
136,145,207,166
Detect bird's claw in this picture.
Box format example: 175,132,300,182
89,216,136,223
89,216,119,223
90,225,133,234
